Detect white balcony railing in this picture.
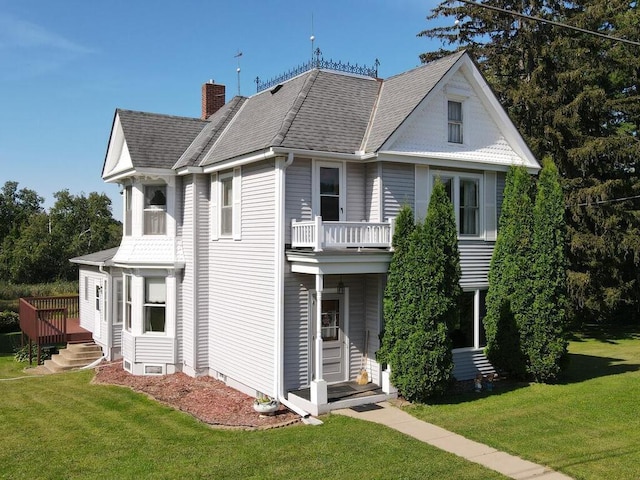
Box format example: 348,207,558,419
291,217,395,251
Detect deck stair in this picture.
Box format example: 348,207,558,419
43,343,103,373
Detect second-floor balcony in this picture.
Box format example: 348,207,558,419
291,217,395,252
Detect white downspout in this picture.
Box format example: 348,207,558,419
273,153,312,419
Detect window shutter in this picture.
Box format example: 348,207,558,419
484,171,497,241
414,165,429,222
210,173,218,240
233,167,242,240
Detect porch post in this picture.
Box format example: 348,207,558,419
314,216,323,252
310,274,328,406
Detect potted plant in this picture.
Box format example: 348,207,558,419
253,393,280,415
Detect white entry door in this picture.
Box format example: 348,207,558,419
94,283,103,339
319,295,346,383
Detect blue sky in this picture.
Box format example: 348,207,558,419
0,0,446,220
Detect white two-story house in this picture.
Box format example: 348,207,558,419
71,51,539,416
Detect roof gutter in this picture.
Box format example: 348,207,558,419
273,147,377,162
201,149,279,174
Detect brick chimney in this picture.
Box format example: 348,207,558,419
201,81,225,119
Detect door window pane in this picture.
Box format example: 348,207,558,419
321,299,340,341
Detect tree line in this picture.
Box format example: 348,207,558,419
0,181,122,284
420,0,640,325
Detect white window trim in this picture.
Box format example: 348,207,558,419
124,274,132,332
143,277,166,335
446,96,467,146
312,160,346,221
430,170,484,239
143,184,167,236
211,168,241,241
452,288,488,352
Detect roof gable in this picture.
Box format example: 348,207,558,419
365,51,465,152
104,110,207,180
380,54,539,170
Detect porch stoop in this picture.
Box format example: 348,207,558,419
43,343,103,373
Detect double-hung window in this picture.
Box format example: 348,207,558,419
211,168,241,240
448,100,463,144
124,186,132,236
124,275,132,332
220,174,233,236
144,277,166,333
433,172,481,237
144,185,166,235
451,289,487,349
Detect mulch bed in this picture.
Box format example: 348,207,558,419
92,361,300,430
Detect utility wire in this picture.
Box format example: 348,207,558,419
456,0,640,47
574,193,640,207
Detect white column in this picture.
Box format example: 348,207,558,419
314,216,324,252
310,274,328,406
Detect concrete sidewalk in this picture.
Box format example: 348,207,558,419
333,401,572,480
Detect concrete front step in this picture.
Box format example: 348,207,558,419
43,343,103,373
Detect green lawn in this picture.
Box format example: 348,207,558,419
0,369,503,480
407,326,640,480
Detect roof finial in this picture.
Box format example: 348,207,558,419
234,50,243,96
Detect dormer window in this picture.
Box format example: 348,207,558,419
448,100,463,144
144,185,166,235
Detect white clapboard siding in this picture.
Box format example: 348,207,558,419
346,163,366,221
285,158,312,245
366,163,382,222
179,177,194,366
194,174,210,368
283,271,314,390
209,160,277,397
382,162,414,220
134,336,176,363
122,331,134,359
459,241,494,288
364,274,382,383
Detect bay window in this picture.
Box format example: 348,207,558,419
144,185,166,235
144,277,166,333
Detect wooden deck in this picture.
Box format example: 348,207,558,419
19,295,92,364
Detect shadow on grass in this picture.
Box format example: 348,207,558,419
431,379,531,406
568,324,640,344
558,352,640,384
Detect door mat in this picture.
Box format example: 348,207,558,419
350,403,384,412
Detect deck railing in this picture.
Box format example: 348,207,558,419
19,295,80,364
291,217,395,251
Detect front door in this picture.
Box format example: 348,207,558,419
319,295,346,383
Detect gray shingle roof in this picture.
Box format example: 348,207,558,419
117,110,207,169
115,51,467,169
173,96,247,169
69,247,119,266
365,51,466,152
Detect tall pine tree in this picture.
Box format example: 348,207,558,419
484,166,534,378
379,181,461,400
529,158,568,381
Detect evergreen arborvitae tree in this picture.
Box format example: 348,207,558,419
484,166,534,378
380,181,461,401
378,205,415,367
528,158,568,381
419,0,640,325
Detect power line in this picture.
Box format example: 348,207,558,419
574,193,640,207
456,0,640,47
